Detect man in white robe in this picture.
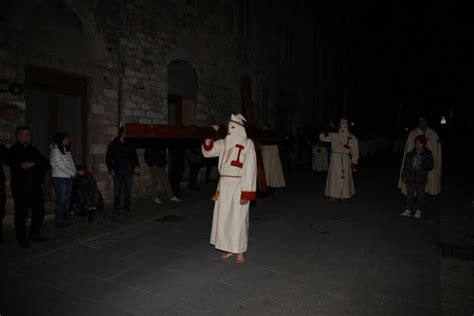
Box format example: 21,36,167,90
202,114,257,264
260,124,286,188
319,119,359,201
398,116,442,195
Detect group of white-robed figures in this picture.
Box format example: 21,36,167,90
200,114,441,264
317,117,442,201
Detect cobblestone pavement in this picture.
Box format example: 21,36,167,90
0,155,448,315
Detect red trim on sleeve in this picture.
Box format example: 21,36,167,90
241,191,257,201
351,163,357,171
203,141,213,151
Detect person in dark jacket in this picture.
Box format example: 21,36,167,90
106,127,139,217
400,135,434,219
0,143,8,243
144,144,180,204
7,126,50,247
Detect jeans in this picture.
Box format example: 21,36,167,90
113,170,133,211
406,180,426,211
53,177,73,221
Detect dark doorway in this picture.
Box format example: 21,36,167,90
25,67,88,163
167,60,198,126
25,67,88,198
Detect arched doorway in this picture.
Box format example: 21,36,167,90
21,0,98,165
167,60,198,126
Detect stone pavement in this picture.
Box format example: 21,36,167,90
0,155,443,315
439,157,474,315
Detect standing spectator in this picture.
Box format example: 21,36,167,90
106,127,140,217
144,144,180,204
168,143,186,198
50,133,76,228
0,143,7,244
7,126,50,248
399,116,442,196
400,135,434,219
185,144,205,190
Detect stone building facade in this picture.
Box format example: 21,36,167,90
0,0,317,212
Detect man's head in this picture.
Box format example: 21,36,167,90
15,126,32,145
418,116,428,130
414,135,427,151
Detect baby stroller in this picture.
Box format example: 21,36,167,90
69,166,105,222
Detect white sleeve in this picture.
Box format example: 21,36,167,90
319,132,333,143
202,139,224,158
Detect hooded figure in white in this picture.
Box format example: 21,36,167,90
319,119,359,200
202,114,257,263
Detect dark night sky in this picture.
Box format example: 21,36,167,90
320,0,469,130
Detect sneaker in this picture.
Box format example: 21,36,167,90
400,209,411,217
170,196,181,202
154,197,162,204
414,210,422,219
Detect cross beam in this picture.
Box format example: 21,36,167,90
124,79,283,193
125,123,283,143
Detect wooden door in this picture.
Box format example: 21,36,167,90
25,67,88,199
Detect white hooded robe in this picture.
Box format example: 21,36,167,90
319,123,359,199
202,114,257,253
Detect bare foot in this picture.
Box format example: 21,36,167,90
327,197,337,202
221,252,234,259
236,253,245,264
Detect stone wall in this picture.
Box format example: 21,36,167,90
0,0,316,214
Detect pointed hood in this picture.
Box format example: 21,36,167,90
225,113,247,150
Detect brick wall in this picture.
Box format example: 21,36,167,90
0,0,316,213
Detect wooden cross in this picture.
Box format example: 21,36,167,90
125,79,283,193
